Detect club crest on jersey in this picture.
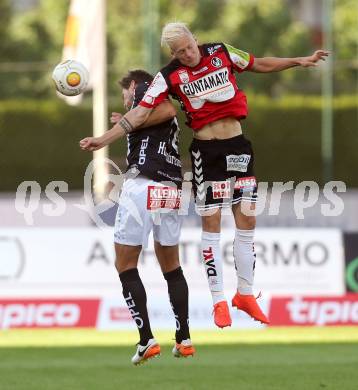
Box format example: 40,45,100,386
211,57,222,68
178,69,190,84
143,95,154,105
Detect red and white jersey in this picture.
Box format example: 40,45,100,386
139,42,254,131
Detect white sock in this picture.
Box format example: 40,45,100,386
233,228,256,295
201,231,225,305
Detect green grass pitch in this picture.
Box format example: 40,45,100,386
1,327,358,390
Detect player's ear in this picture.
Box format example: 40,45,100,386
168,43,176,58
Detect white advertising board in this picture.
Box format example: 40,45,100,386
0,227,344,296
0,227,344,329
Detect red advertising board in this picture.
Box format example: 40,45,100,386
0,299,100,329
269,295,358,326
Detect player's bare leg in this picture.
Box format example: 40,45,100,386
154,242,180,273
201,209,232,328
154,242,195,358
115,243,160,365
231,203,269,324
115,243,141,273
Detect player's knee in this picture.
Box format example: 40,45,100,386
114,256,122,273
114,244,140,274
202,212,221,233
238,214,256,230
161,260,180,274
115,255,129,274
115,256,138,274
155,242,180,273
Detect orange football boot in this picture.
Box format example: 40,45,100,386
213,301,232,328
231,292,269,324
131,338,161,365
172,339,196,358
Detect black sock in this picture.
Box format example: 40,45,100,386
163,267,190,343
119,268,154,345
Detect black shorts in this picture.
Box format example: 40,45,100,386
189,134,258,210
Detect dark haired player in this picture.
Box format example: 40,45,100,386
82,69,195,365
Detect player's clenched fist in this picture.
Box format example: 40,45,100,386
79,137,104,151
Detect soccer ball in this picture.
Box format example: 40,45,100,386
52,60,89,96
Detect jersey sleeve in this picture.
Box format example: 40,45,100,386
224,43,255,72
139,71,169,109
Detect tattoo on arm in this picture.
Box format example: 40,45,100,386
119,117,134,134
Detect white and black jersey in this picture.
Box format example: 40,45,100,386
126,82,182,186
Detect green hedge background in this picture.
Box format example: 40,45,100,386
0,95,357,191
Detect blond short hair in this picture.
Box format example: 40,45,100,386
161,22,193,47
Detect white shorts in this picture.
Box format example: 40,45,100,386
114,175,182,248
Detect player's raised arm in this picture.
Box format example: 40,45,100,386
80,71,171,152
79,104,152,151
250,50,330,73
137,99,176,129
111,100,176,129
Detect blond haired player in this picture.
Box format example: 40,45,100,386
80,22,329,329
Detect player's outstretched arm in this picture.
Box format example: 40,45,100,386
111,100,176,129
79,105,152,151
250,50,330,73
137,100,176,129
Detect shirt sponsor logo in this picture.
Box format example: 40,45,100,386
178,69,190,84
226,154,251,172
212,181,231,199
192,66,208,75
180,68,230,97
211,57,223,68
179,67,235,109
157,142,182,167
156,170,182,183
234,176,257,191
138,136,149,165
147,186,181,210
